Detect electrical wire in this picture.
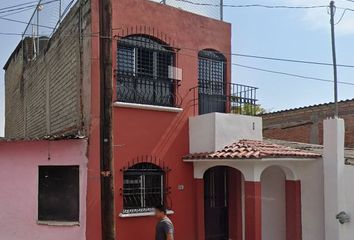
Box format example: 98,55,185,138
0,1,38,12
0,16,55,29
176,51,354,86
0,0,61,29
2,27,354,70
0,4,38,15
0,0,59,14
0,1,353,87
233,63,354,86
335,8,348,24
233,53,354,68
175,0,328,9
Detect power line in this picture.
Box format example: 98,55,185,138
0,27,353,86
0,4,39,15
0,1,38,12
335,8,348,24
175,0,328,9
0,30,353,87
0,6,37,17
233,63,354,86
0,16,55,29
2,27,354,69
233,53,354,68
0,0,61,28
178,50,354,86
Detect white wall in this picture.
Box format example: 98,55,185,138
189,113,262,153
261,166,286,240
296,160,325,240
323,118,354,240
190,158,325,240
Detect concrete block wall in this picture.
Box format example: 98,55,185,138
4,46,25,138
4,1,91,138
262,99,354,147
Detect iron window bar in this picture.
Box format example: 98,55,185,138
122,163,167,214
116,35,179,107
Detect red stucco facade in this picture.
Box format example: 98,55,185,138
87,0,231,239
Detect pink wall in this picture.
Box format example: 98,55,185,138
0,139,88,240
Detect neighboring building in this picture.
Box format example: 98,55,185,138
262,99,354,147
3,1,354,240
0,138,88,240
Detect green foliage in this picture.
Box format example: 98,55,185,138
231,103,266,115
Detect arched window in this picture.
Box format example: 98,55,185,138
117,35,175,107
198,49,226,114
123,163,165,214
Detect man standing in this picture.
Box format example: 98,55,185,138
154,205,174,240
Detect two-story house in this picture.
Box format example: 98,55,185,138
2,1,344,240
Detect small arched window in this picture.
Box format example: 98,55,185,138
123,163,165,214
198,49,227,114
117,35,175,107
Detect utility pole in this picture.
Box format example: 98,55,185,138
99,0,115,239
329,1,339,118
220,0,224,21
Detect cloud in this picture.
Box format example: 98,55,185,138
287,0,354,35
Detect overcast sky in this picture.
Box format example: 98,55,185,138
1,0,354,137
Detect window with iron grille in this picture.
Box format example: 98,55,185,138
123,163,165,214
117,35,176,107
198,49,227,114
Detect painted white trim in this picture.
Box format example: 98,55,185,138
119,210,174,218
113,102,183,113
188,158,319,181
37,221,80,226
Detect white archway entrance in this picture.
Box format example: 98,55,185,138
261,166,286,240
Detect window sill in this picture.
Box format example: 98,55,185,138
119,210,175,218
113,102,183,113
37,220,80,226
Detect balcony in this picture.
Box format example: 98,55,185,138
190,81,259,116
115,73,180,108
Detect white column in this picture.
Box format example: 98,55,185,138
323,118,345,240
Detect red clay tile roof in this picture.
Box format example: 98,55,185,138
184,140,322,160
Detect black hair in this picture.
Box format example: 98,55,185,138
155,205,167,214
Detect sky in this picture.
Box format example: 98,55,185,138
1,0,354,137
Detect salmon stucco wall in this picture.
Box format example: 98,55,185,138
0,139,88,240
110,0,231,239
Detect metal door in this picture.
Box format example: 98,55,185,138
204,167,229,240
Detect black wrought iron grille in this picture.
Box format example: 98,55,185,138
123,163,165,214
196,49,258,115
230,83,258,115
198,49,227,114
116,35,176,107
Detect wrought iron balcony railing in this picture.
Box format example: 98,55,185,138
115,73,180,107
190,81,259,116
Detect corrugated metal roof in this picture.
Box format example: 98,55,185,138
268,139,354,165
261,98,354,116
184,139,322,160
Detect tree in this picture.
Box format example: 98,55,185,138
231,103,266,115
